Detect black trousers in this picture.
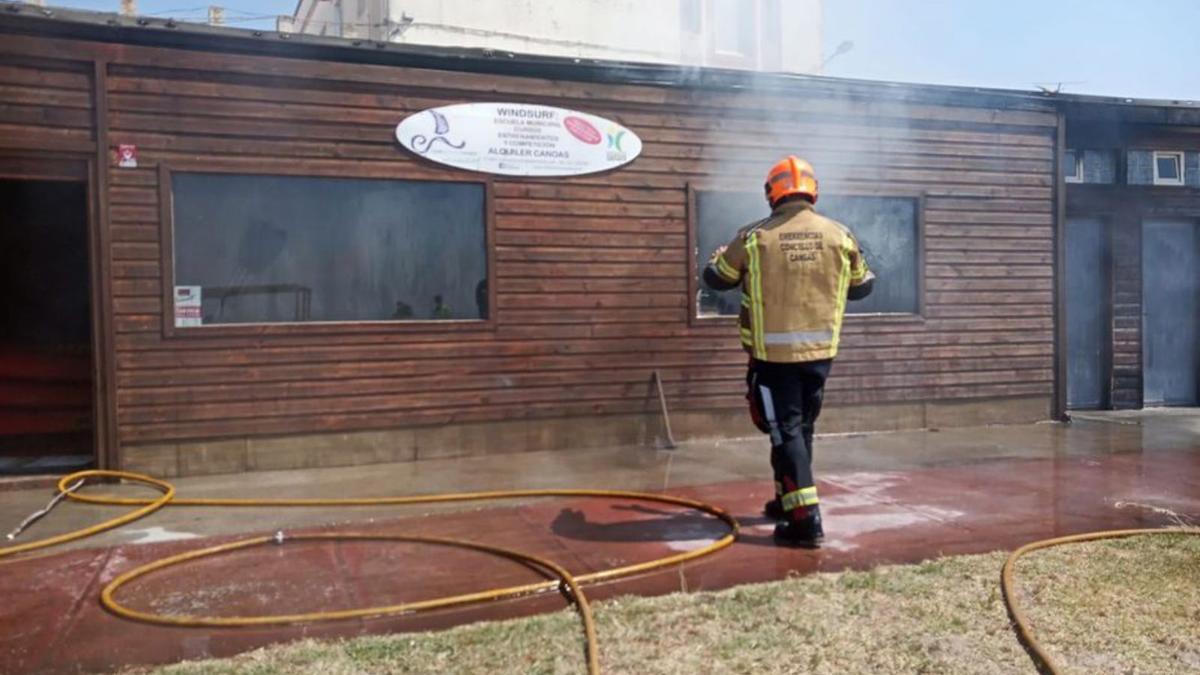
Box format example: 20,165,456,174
747,358,832,521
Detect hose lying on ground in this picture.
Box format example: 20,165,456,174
4,471,1194,674
103,532,605,674
0,470,741,675
1001,527,1200,675
0,471,175,558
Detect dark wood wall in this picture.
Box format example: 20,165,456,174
0,30,1059,466
0,53,95,157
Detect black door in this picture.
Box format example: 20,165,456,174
1142,218,1199,406
1065,217,1109,409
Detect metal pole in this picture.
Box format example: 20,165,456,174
6,480,86,541
653,370,677,449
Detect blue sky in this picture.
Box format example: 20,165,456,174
46,0,1200,100
822,0,1200,100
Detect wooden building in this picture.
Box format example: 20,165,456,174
1062,100,1200,411
0,7,1065,477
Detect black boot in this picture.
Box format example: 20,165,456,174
763,497,784,521
773,506,824,548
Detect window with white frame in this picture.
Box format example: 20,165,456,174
711,0,754,59
1153,151,1185,186
1064,149,1083,183
693,0,782,70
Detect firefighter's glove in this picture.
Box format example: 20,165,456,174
708,244,728,265
847,270,876,301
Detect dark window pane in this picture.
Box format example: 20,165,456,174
1080,149,1117,184
695,191,919,316
1128,150,1153,184
695,190,766,316
820,196,920,315
172,173,487,325
1156,155,1180,180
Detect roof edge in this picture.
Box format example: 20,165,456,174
0,2,1069,112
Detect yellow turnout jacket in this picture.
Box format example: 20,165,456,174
709,200,871,363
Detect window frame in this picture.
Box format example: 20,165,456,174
158,163,497,339
685,183,927,328
704,0,761,69
1064,149,1083,184
1151,150,1185,186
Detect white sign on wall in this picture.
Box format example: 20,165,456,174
395,103,642,177
174,286,202,327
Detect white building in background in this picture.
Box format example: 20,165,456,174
280,0,824,74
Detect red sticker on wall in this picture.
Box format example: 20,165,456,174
116,144,138,168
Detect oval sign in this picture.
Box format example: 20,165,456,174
396,103,642,177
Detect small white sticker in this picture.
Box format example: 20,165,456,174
174,285,202,327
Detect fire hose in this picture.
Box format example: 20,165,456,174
3,471,1196,674
0,470,741,675
1000,526,1200,675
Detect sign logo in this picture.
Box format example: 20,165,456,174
606,125,628,161
395,103,642,177
409,110,466,154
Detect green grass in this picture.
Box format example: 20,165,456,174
126,533,1200,675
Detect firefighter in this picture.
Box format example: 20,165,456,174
702,156,875,547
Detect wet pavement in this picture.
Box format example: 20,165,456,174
1,411,1198,673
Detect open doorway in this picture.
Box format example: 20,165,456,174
0,178,94,475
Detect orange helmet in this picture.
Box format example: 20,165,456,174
764,156,818,206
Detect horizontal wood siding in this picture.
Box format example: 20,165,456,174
0,53,95,156
0,34,1058,449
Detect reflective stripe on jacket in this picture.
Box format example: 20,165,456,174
709,200,870,363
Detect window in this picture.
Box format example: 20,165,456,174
694,190,921,317
680,0,702,33
1065,149,1116,185
1063,149,1083,183
1153,151,1184,186
707,0,758,67
712,0,752,55
170,172,488,326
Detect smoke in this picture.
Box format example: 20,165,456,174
694,72,916,203
683,58,925,318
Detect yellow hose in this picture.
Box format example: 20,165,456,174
6,471,1198,674
1000,527,1200,675
102,532,602,675
1,470,740,675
